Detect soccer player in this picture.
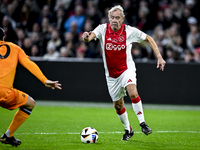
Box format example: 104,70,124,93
82,5,166,140
0,27,62,146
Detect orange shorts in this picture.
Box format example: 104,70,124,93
0,86,27,110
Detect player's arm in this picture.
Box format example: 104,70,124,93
19,57,62,90
82,31,96,42
144,35,166,71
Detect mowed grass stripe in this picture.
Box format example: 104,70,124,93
6,130,199,135
35,100,200,111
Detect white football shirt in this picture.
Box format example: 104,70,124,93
93,23,146,78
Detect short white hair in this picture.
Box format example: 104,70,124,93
108,5,125,18
47,42,56,51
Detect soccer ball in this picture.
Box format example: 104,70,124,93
80,127,98,143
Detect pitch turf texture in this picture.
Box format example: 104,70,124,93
0,101,200,150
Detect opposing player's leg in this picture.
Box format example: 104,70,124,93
113,98,134,141
126,84,152,135
1,93,35,147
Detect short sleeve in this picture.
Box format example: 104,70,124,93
127,25,147,43
93,24,106,40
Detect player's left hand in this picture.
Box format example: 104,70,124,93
157,58,166,71
45,80,62,90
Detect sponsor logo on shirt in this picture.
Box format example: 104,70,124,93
106,43,126,51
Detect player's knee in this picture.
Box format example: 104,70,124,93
26,95,36,109
129,93,138,99
32,99,36,108
114,103,123,111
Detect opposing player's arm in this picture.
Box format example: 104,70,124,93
19,57,62,89
82,31,96,42
144,35,166,71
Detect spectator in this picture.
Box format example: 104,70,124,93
76,41,88,58
193,49,200,62
19,4,30,30
41,17,51,40
6,2,19,24
64,5,85,34
162,7,174,30
165,48,176,63
1,15,17,43
136,6,152,34
16,28,25,47
82,20,100,58
0,0,8,15
132,43,148,61
22,37,32,56
171,35,184,60
65,41,75,57
170,0,183,22
51,7,66,36
85,0,101,28
30,32,40,46
37,5,53,26
24,0,41,31
40,17,51,55
179,7,192,47
54,0,73,11
47,30,62,51
28,22,42,39
122,0,135,26
63,31,74,43
185,0,199,19
183,50,194,63
59,46,73,57
31,44,40,56
186,20,199,52
136,0,155,34
155,10,165,28
68,21,79,43
43,42,60,60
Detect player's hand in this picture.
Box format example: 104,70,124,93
45,80,62,90
82,31,91,42
157,58,166,71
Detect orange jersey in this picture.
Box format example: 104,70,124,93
0,40,47,89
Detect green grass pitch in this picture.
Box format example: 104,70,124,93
0,101,200,150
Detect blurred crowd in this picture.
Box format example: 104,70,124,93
0,0,200,63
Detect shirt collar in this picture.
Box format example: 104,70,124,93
108,23,125,35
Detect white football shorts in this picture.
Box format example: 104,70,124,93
106,69,137,102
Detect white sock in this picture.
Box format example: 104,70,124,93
5,129,10,137
132,98,145,123
117,108,131,132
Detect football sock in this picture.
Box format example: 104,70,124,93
116,107,131,132
6,107,32,137
131,96,145,123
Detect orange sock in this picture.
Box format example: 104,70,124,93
7,110,29,137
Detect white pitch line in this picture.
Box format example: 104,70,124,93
10,131,200,135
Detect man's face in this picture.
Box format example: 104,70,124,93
109,9,124,32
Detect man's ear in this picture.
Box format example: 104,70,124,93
122,17,125,22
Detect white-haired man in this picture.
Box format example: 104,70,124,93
82,5,166,140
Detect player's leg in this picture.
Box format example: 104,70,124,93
5,95,35,137
126,84,152,135
107,75,133,140
1,93,35,146
113,98,134,140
